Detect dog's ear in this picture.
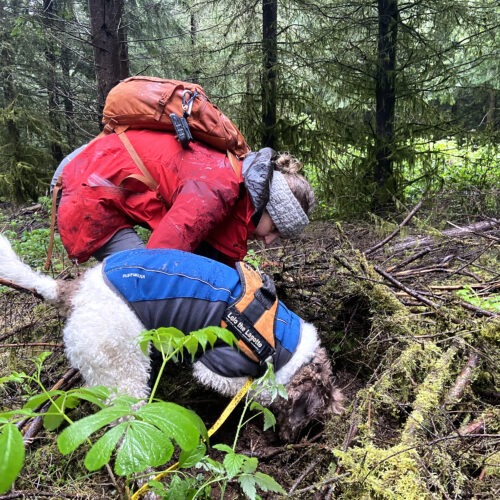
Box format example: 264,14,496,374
274,347,344,442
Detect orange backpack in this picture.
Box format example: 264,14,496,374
102,76,250,159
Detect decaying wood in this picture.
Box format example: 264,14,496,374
444,352,480,405
390,218,500,253
456,412,495,436
385,247,431,273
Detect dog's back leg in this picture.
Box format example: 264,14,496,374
64,266,151,399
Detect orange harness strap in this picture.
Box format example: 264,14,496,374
221,262,277,363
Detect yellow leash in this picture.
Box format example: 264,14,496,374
131,377,253,499
206,377,253,438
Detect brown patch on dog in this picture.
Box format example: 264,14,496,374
54,278,80,316
272,347,344,442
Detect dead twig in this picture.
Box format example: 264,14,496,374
427,282,500,292
391,218,500,253
365,200,424,255
385,247,431,273
0,321,39,342
446,220,500,243
374,265,440,309
335,398,359,475
444,352,480,405
0,342,64,349
288,456,323,494
456,300,499,318
0,277,43,300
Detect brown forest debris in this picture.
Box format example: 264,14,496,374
374,265,440,309
444,352,480,405
365,200,424,255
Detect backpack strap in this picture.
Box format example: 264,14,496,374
44,175,63,270
118,132,159,191
227,151,243,181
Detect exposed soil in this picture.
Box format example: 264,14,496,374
0,202,499,499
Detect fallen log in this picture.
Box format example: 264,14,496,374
390,218,500,253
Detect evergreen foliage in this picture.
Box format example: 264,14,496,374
0,0,498,214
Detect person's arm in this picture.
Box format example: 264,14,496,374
146,179,240,252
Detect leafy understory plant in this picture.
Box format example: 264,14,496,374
0,326,286,498
0,351,109,494
456,286,500,312
146,364,287,499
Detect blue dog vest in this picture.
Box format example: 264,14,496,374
102,249,302,377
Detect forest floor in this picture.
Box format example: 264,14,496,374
0,201,499,499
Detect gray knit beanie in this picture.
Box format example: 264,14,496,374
266,171,309,238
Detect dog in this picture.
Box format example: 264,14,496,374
0,235,343,442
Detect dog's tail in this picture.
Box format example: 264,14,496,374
0,234,60,303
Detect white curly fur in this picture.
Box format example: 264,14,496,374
0,234,342,439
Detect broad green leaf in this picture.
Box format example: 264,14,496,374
178,443,207,468
0,423,25,494
253,471,285,493
114,421,174,475
0,409,37,421
202,456,225,474
261,409,276,431
44,395,81,431
223,452,245,479
35,351,53,365
137,402,207,449
238,474,257,500
84,423,126,471
241,456,258,474
213,327,237,347
23,390,65,410
190,328,214,351
58,406,130,454
68,386,111,407
212,443,233,454
151,327,185,355
258,406,276,431
182,335,199,358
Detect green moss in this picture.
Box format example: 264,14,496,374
479,319,500,344
401,347,456,443
334,444,429,499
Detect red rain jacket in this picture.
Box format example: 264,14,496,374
57,130,255,265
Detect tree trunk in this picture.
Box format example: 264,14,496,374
262,0,277,149
373,0,399,213
42,0,63,163
88,0,129,121
60,43,76,147
0,4,20,154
